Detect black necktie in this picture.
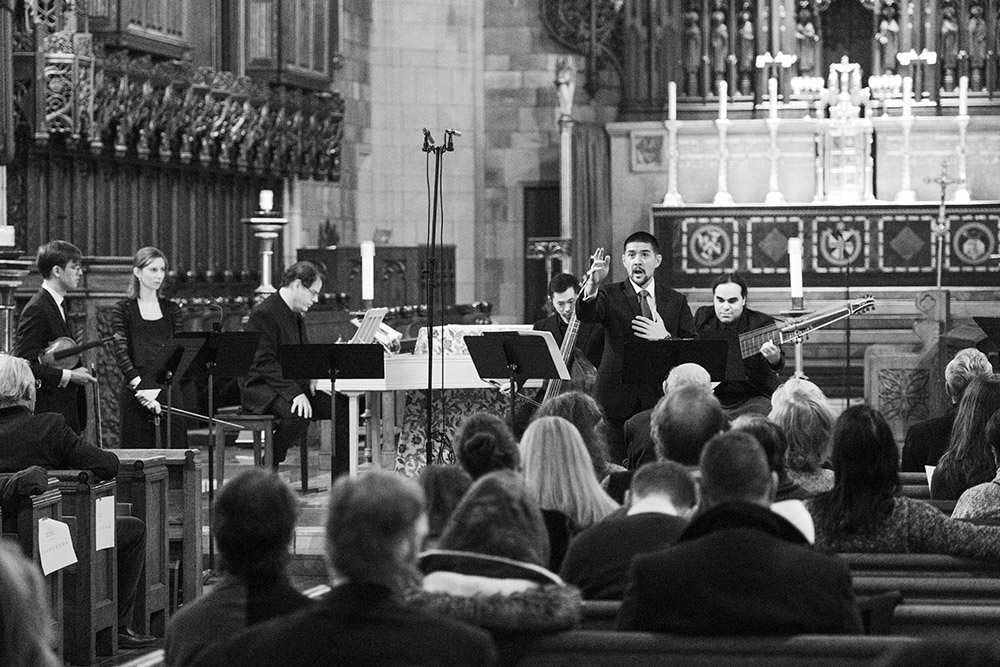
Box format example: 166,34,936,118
638,289,653,319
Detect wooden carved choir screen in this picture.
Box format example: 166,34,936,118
7,0,344,272
542,0,1000,119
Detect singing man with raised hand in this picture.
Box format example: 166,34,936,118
576,231,696,464
12,240,96,434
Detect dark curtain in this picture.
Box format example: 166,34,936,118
571,122,613,277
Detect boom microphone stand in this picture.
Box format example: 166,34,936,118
421,128,461,466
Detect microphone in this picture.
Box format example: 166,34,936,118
209,302,224,332
444,128,461,151
444,128,462,137
422,127,435,152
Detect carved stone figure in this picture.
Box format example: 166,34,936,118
683,10,702,96
738,11,755,94
876,4,899,74
711,9,729,82
555,56,576,119
796,9,819,76
941,5,959,89
968,3,987,89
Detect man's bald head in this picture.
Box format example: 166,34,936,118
651,385,728,465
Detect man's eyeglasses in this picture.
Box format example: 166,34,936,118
304,284,321,298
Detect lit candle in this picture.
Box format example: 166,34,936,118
259,189,274,213
787,237,803,300
360,240,375,301
718,80,728,120
0,226,14,247
901,77,913,117
959,75,969,116
667,81,677,121
768,78,778,119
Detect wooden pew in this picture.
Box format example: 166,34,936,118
0,475,65,659
52,470,118,666
111,452,170,637
115,449,203,609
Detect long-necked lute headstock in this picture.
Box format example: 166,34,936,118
737,295,876,360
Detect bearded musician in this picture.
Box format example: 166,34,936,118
694,272,784,418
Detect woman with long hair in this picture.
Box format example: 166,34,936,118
808,404,1000,559
534,390,623,482
110,246,186,448
931,374,1000,500
520,416,619,571
953,411,1000,522
768,377,835,494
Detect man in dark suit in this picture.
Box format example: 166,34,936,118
902,347,992,471
240,261,349,474
0,354,154,648
533,272,604,375
695,272,783,418
618,431,862,636
577,231,696,463
194,472,497,667
560,461,696,600
12,240,96,434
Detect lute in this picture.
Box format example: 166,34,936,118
737,295,876,359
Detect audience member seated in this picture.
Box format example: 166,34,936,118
419,464,473,549
902,348,992,472
165,469,311,666
534,390,624,483
560,461,696,600
0,540,61,667
768,378,835,494
930,373,1000,500
624,363,713,470
0,354,154,648
409,469,581,643
953,411,1000,523
808,404,1000,559
618,431,862,635
520,416,619,572
454,412,520,480
194,472,497,667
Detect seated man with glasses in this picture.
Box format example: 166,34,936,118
240,261,350,474
13,239,97,434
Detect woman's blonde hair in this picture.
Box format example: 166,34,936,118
0,541,60,667
127,246,167,299
519,416,619,529
768,377,833,473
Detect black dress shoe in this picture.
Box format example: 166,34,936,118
118,627,157,649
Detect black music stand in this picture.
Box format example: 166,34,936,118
974,317,1000,364
173,331,259,578
623,339,730,386
139,335,208,449
464,331,569,429
279,344,385,485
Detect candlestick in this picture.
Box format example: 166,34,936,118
788,237,804,302
259,189,274,213
360,240,375,302
768,78,778,119
668,81,677,121
901,77,913,117
959,76,968,116
0,226,14,247
718,80,727,120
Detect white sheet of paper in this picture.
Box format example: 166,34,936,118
135,388,161,402
38,518,77,575
925,465,936,488
95,496,116,551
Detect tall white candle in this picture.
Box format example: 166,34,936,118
360,241,375,301
959,76,969,116
668,81,677,121
718,80,727,120
901,77,913,117
259,189,274,212
788,237,804,300
768,78,778,119
0,226,14,247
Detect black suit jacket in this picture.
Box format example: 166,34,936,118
618,502,863,635
694,305,784,402
576,281,696,420
193,581,497,667
901,406,957,472
0,406,119,479
12,288,86,432
240,292,310,414
624,408,656,469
